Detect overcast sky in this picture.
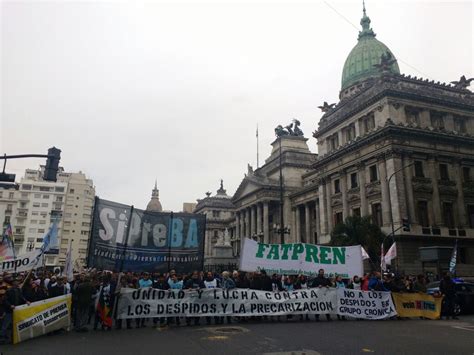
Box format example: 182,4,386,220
1,0,473,211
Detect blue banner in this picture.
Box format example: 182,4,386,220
87,198,206,273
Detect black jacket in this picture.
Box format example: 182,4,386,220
311,276,331,288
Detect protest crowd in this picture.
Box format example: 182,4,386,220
0,267,461,344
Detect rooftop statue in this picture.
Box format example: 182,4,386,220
451,75,474,90
275,119,304,137
318,101,336,112
373,51,397,73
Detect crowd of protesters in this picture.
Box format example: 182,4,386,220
0,268,461,344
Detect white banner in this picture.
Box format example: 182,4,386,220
336,288,397,320
117,288,337,319
239,238,364,278
0,249,42,273
117,288,397,320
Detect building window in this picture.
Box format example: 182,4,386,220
33,202,40,207
439,164,449,181
4,216,10,224
81,230,89,235
405,106,420,126
37,229,45,233
34,193,41,198
334,179,341,193
212,210,220,218
22,184,32,190
328,134,339,151
468,205,474,229
55,187,65,192
8,192,14,199
43,194,50,199
69,189,75,194
369,165,378,182
350,173,358,188
417,201,429,227
41,203,48,207
442,202,455,229
363,114,375,133
352,207,361,217
454,116,467,133
463,167,471,182
414,161,424,178
345,123,356,142
371,203,382,227
431,112,445,130
39,186,51,192
56,196,63,202
334,212,343,226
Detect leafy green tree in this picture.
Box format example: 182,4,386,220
330,215,387,270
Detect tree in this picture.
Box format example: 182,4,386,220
330,215,387,270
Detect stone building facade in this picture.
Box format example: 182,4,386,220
194,181,236,260
221,6,474,276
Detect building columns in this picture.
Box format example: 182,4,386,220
249,205,256,237
341,171,349,220
295,206,301,243
378,157,391,226
305,203,311,244
359,164,368,216
263,202,269,244
402,156,417,225
427,157,442,226
454,161,468,227
256,203,262,238
236,212,241,239
315,199,320,243
318,183,328,237
325,179,333,235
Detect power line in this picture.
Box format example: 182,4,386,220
322,0,432,79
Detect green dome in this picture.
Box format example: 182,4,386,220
341,8,400,91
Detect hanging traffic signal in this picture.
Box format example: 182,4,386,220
402,218,410,232
44,147,61,182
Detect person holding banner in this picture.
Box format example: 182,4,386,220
310,269,332,322
183,271,205,326
440,272,458,320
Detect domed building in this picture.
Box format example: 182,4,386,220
340,3,399,99
146,180,163,212
228,3,474,276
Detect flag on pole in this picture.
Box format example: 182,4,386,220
449,239,458,275
384,242,397,265
256,124,259,138
64,240,74,282
0,224,15,259
361,246,370,260
380,244,386,272
33,220,59,265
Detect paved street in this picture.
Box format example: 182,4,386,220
3,316,474,355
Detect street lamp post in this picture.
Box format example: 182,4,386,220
278,137,285,244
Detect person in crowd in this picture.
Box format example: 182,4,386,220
221,271,235,324
2,278,29,343
294,275,310,321
184,271,205,326
0,288,9,344
95,273,114,330
348,275,361,290
310,269,332,321
440,272,458,320
74,275,95,332
49,276,68,298
334,275,346,321
235,271,250,289
204,271,220,325
361,273,370,291
413,274,427,294
167,273,183,326
153,273,170,327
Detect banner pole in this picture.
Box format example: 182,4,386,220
167,211,173,271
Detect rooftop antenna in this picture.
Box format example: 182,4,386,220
363,0,366,15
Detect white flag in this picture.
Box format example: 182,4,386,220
380,244,386,272
360,246,370,260
64,242,74,282
384,242,397,265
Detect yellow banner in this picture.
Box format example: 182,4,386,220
13,294,72,344
392,293,443,320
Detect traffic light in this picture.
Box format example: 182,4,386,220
402,218,410,232
44,147,61,182
0,172,15,183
